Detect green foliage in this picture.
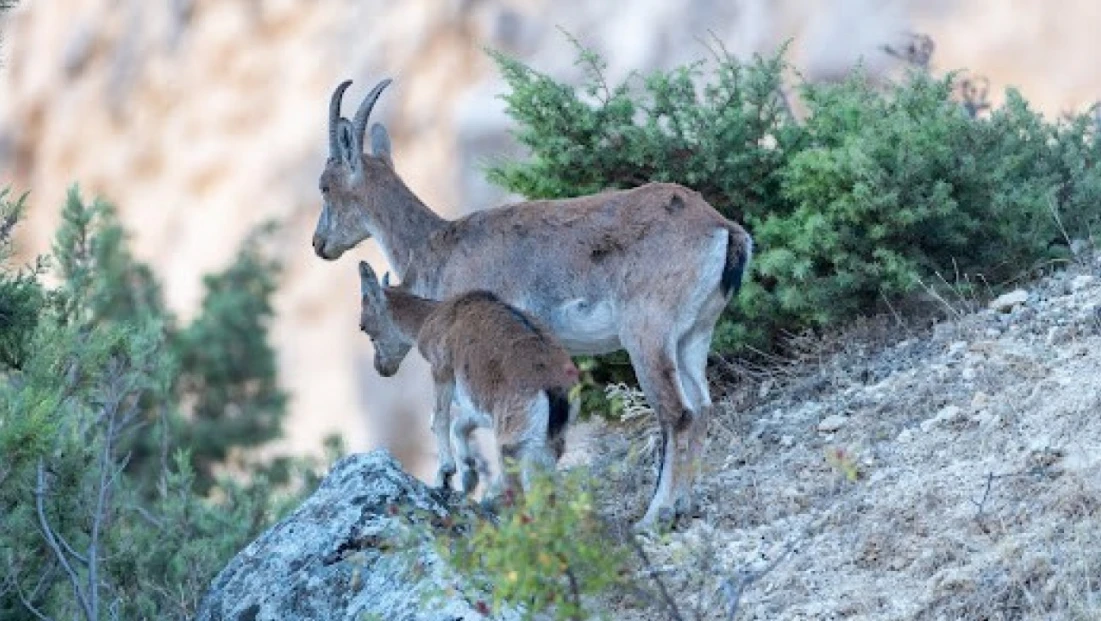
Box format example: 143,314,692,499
171,223,288,490
0,186,319,620
437,471,627,620
488,40,1101,399
0,189,45,370
487,41,799,221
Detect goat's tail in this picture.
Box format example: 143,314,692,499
721,226,754,297
545,387,571,443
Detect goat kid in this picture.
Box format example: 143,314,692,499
357,261,579,497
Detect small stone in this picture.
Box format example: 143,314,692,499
948,341,968,355
817,414,848,433
988,289,1029,313
921,405,963,432
897,428,915,443
780,435,795,448
971,392,990,409
758,380,774,399
974,410,1001,428
1071,275,1094,292
961,367,977,381
985,328,1002,338
1047,326,1074,346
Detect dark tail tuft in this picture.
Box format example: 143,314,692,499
545,387,570,441
721,229,753,297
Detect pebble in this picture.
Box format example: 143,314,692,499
988,289,1029,312
961,367,977,381
897,428,915,443
971,391,990,409
920,405,963,432
817,414,848,433
1071,275,1094,291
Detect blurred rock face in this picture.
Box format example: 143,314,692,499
1,0,1097,474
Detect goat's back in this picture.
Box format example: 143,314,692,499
417,291,577,396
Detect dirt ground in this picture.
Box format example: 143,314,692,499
568,251,1101,620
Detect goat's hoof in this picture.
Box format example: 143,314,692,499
478,496,501,515
633,506,677,535
434,466,456,489
460,469,479,495
674,495,701,519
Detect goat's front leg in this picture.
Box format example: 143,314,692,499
451,413,482,495
431,376,457,489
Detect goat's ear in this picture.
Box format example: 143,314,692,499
370,123,393,168
337,119,361,171
358,261,378,292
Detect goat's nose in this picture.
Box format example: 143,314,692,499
311,234,324,257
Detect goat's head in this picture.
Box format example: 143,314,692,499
313,79,396,261
358,260,412,377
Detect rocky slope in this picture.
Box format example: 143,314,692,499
2,0,1099,472
577,252,1101,619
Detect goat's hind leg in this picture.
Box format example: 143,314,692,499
623,331,695,531
431,377,457,489
673,323,715,518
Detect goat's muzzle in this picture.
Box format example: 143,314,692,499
312,234,333,260
375,357,399,378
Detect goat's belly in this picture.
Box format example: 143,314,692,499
549,299,621,355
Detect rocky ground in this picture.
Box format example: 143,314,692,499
202,252,1100,620
572,251,1101,620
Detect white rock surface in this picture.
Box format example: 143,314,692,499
196,451,516,621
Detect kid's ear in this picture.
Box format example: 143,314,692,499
358,261,379,293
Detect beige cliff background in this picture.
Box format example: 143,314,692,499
2,0,1098,474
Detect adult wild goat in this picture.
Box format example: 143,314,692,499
314,79,752,529
357,261,578,496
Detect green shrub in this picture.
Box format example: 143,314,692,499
0,186,322,620
436,470,628,620
487,40,1101,399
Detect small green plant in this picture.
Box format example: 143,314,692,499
825,446,861,482
437,470,628,620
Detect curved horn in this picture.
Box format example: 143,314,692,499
352,78,393,155
329,80,353,159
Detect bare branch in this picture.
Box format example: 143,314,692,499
36,461,94,620
629,535,686,621
720,538,799,620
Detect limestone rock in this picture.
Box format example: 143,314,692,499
196,451,516,621
988,289,1029,313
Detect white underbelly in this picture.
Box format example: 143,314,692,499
549,298,621,355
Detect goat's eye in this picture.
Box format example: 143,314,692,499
320,185,330,195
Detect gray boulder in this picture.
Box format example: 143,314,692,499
196,451,516,621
